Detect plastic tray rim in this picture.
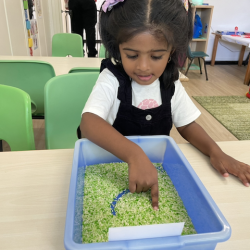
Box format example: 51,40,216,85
64,136,231,250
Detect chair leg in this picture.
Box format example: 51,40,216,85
0,140,3,152
198,58,202,74
201,58,208,81
185,58,193,77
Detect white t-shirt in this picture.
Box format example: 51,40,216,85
82,68,201,128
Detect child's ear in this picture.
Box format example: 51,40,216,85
113,50,122,65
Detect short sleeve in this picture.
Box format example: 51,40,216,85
171,80,201,127
82,69,119,120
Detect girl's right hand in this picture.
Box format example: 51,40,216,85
81,113,159,210
128,153,159,210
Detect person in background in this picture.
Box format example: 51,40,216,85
65,0,98,57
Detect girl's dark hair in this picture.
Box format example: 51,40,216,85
99,0,193,88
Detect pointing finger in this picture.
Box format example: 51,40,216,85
129,180,136,193
151,183,159,210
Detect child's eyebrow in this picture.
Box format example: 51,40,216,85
123,48,168,52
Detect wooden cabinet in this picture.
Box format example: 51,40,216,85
186,5,214,71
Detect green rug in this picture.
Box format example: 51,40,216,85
193,96,250,140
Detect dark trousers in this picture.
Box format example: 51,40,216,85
69,3,97,57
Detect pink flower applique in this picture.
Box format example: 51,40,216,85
138,99,159,110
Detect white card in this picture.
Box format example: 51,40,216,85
108,222,184,241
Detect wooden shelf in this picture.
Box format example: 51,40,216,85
191,5,214,9
185,5,214,71
192,37,207,42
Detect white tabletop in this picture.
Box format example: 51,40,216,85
221,35,250,48
0,56,104,76
0,141,250,249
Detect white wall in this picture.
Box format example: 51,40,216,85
0,0,63,56
36,0,48,56
43,0,64,56
0,0,12,55
0,0,29,56
206,0,250,61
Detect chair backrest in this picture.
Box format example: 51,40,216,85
45,72,99,149
0,60,55,116
99,44,107,58
52,33,84,57
68,67,99,74
0,85,35,151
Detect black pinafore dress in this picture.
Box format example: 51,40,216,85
77,59,175,138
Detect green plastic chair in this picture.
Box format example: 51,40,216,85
0,85,35,151
44,72,99,149
99,44,107,58
52,33,84,57
68,67,99,74
0,60,55,117
185,46,209,81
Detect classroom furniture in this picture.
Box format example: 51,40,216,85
99,44,106,58
2,0,54,57
185,46,209,80
243,52,249,67
0,85,35,151
0,140,249,249
44,72,99,149
187,5,214,72
211,33,250,85
68,67,100,74
66,137,231,249
0,56,103,76
0,60,55,117
0,56,208,86
52,33,84,57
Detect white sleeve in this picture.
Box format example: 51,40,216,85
82,69,118,120
171,80,201,128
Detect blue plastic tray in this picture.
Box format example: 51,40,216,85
64,136,231,250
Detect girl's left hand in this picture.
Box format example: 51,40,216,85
210,150,250,187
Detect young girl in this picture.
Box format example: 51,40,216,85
79,0,250,210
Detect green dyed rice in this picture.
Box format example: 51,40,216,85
82,163,196,243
